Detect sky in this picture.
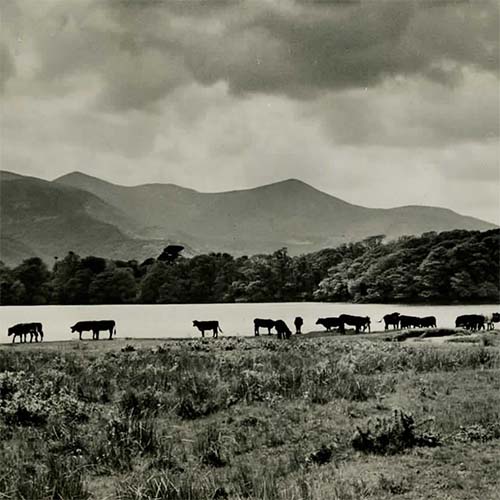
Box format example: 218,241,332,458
1,0,499,223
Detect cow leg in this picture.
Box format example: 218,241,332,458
79,331,83,341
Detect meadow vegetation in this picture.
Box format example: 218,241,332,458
1,333,500,499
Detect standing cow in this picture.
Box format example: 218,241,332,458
71,320,116,340
254,318,275,336
339,314,371,334
193,320,223,338
380,312,400,330
315,317,342,332
8,323,44,344
455,315,485,332
419,316,437,328
399,315,421,329
294,317,303,334
485,313,500,331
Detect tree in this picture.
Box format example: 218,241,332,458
13,257,50,304
89,269,137,304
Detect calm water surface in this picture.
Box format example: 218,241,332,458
1,303,499,343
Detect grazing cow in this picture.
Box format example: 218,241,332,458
7,323,43,343
315,317,342,332
274,319,292,340
455,314,485,332
338,314,371,334
380,312,400,330
7,323,43,344
193,320,223,338
399,315,421,329
26,322,44,342
254,318,275,336
418,316,437,328
294,317,304,334
485,313,500,331
71,320,116,341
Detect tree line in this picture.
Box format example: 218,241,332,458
1,229,498,306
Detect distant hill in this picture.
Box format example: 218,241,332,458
54,171,496,252
0,173,193,266
0,170,496,265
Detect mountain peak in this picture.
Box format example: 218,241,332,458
55,171,111,183
55,171,123,190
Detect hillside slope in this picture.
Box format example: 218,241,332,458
0,174,190,265
1,170,496,265
54,171,496,254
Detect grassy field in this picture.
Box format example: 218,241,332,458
1,330,500,500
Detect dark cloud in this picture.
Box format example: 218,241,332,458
97,0,498,102
3,0,498,109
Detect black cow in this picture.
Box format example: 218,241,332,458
26,322,44,342
254,318,275,336
7,323,44,344
274,320,292,340
339,314,371,334
380,312,400,330
71,320,116,340
419,316,437,328
193,320,223,338
455,315,485,332
315,317,342,332
399,315,421,329
294,317,304,334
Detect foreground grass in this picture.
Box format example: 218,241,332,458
1,333,500,499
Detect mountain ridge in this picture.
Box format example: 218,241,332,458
1,170,497,266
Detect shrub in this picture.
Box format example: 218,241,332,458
175,371,227,419
352,409,440,454
119,388,162,418
89,416,159,472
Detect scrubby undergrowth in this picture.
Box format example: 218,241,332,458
1,336,499,499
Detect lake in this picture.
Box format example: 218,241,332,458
1,303,499,343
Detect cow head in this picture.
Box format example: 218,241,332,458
315,318,323,324
7,327,14,336
70,325,77,332
192,321,198,327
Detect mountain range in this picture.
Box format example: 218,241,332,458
0,170,496,266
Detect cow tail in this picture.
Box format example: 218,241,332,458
114,326,117,336
218,325,223,333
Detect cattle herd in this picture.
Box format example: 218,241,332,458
5,312,500,343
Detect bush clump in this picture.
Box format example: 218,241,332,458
352,409,440,455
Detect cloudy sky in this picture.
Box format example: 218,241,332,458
1,0,499,223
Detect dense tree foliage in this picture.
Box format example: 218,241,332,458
1,229,498,305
